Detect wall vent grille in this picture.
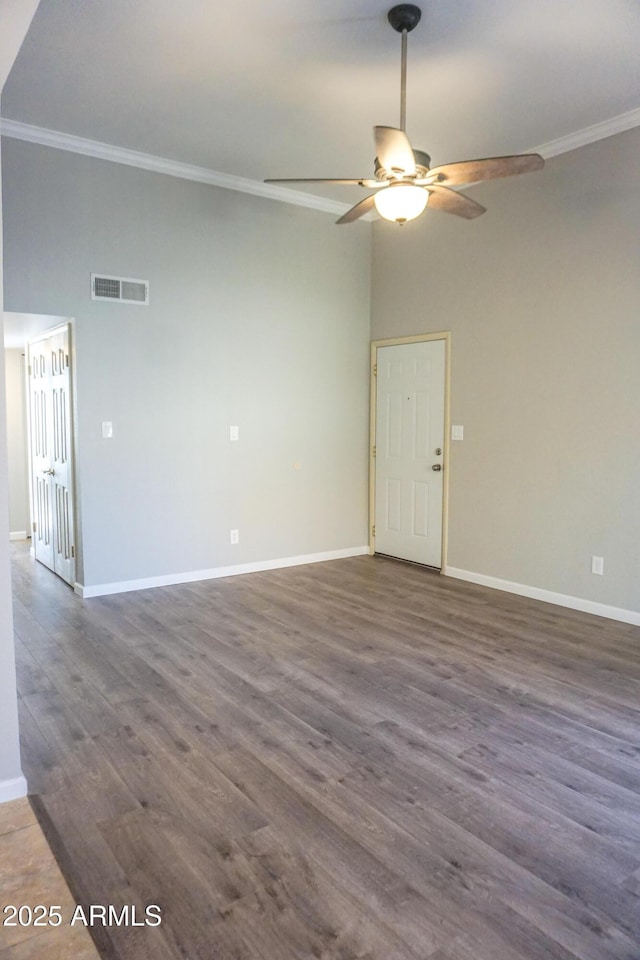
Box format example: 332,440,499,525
91,274,149,305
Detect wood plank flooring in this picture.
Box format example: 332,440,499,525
8,543,640,960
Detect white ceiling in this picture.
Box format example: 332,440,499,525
2,0,640,205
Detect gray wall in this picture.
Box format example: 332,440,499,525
4,347,29,536
1,140,371,588
371,127,640,613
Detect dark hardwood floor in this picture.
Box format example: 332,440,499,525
9,542,640,960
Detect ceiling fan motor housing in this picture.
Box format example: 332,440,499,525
374,149,431,181
387,4,422,33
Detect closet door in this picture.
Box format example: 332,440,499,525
28,324,75,585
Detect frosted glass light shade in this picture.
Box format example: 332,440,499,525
374,183,429,223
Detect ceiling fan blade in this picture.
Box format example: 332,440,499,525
265,177,380,187
428,153,544,186
336,194,377,225
426,185,486,219
374,126,416,177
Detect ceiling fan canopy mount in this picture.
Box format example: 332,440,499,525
265,5,544,225
387,4,422,34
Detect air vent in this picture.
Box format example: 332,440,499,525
91,274,149,305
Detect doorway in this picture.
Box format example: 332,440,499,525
26,322,76,586
370,333,449,568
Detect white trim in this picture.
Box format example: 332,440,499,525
0,776,28,804
74,546,369,598
444,566,640,627
531,106,640,159
9,531,28,541
0,118,353,218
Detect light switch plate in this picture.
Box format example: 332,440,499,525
229,425,239,442
102,421,113,439
451,425,464,441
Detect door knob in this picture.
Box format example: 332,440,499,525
432,464,442,471
43,468,55,476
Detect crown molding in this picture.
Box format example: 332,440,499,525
0,118,353,218
532,106,640,158
2,107,640,213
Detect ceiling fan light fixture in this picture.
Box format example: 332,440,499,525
265,4,544,226
374,183,428,223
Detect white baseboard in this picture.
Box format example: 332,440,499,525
9,531,28,541
0,775,28,804
444,566,640,627
75,546,370,599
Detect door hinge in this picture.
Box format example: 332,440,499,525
65,354,69,367
372,525,376,537
71,545,75,558
372,445,376,458
32,521,36,532
28,364,32,376
373,364,377,376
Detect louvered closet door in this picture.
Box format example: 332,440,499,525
28,325,76,586
28,337,55,572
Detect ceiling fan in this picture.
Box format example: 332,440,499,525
265,4,544,225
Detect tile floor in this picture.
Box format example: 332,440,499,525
0,797,100,959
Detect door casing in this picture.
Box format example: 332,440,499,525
369,332,451,568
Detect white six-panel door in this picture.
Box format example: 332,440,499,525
27,324,76,586
374,338,446,567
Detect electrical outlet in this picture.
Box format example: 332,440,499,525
229,425,239,442
230,529,239,545
591,555,604,575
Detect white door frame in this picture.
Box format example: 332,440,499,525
369,332,451,568
26,320,78,585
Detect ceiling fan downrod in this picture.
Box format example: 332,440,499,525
387,4,422,132
264,1,544,226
